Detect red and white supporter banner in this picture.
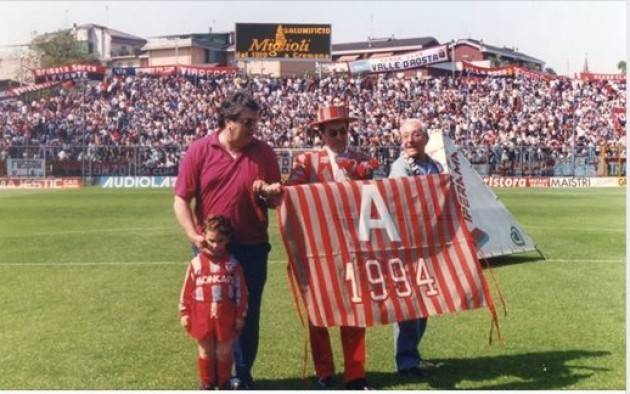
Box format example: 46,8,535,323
278,174,495,327
136,66,177,76
462,62,514,77
579,72,626,82
462,62,553,80
177,65,239,78
8,81,61,97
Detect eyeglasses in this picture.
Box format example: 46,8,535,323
325,127,348,138
404,130,427,139
238,117,257,127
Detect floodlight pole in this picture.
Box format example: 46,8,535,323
451,40,455,79
572,117,577,176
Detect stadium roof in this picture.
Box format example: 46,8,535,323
34,24,146,43
142,37,228,51
144,32,232,51
332,36,440,55
456,38,544,65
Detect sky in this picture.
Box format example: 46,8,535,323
0,1,626,76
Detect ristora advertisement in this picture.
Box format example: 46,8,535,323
235,23,331,60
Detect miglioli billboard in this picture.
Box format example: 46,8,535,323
235,23,331,61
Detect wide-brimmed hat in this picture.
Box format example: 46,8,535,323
308,105,357,131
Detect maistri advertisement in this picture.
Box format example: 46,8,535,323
348,45,448,75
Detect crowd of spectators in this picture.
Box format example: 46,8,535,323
0,70,625,176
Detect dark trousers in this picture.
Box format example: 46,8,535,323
394,317,428,371
229,242,270,383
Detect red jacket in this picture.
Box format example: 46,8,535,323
287,148,379,185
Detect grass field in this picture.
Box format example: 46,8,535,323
0,187,625,390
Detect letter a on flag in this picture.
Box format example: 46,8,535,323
278,174,497,328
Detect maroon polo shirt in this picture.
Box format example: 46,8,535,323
175,131,281,245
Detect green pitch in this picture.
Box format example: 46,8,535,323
0,187,625,389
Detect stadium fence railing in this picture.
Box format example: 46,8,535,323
0,144,624,181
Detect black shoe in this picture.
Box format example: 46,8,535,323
198,382,214,390
345,378,372,390
398,366,428,378
237,377,254,390
315,376,335,389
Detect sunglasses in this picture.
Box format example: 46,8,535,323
325,127,349,138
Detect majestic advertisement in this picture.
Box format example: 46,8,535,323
235,23,331,60
348,45,448,75
0,178,81,190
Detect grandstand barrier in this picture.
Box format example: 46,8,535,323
2,145,622,180
0,175,622,189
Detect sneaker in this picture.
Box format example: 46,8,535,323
398,366,428,379
221,378,242,390
198,382,213,390
345,378,372,390
419,359,438,369
315,376,335,389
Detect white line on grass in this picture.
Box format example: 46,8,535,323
0,226,175,238
524,225,625,233
545,258,625,263
0,258,624,267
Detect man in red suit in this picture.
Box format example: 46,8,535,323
286,104,379,390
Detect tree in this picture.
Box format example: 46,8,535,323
544,67,557,75
489,54,503,67
31,30,99,68
618,61,626,74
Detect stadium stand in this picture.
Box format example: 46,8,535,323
0,71,625,177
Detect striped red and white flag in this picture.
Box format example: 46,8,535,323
278,174,496,327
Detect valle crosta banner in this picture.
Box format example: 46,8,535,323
348,45,448,75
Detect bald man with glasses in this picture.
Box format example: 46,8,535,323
389,119,443,379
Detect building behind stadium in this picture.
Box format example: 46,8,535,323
0,22,546,82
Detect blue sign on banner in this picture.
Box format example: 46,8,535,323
111,67,137,77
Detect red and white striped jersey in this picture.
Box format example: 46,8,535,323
278,174,495,327
287,148,379,185
179,253,247,319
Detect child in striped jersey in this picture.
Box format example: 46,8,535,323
179,215,247,390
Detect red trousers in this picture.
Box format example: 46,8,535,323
308,322,366,382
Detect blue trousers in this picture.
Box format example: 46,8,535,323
229,243,270,383
393,317,427,371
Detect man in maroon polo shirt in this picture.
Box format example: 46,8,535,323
174,91,281,389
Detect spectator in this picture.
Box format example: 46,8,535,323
173,90,282,389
